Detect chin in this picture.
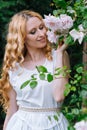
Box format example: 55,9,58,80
40,42,47,48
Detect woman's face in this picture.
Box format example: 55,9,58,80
25,17,47,49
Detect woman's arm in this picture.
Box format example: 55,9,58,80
52,44,70,102
3,88,18,130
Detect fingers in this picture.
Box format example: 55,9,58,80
58,43,68,52
61,43,68,51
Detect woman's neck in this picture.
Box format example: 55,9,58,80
24,48,45,62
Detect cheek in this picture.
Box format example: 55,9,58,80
26,35,35,43
44,28,47,34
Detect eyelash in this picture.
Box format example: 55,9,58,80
30,31,36,34
39,25,44,30
30,25,45,34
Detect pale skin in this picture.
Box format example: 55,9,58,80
3,17,70,130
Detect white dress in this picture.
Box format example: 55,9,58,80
6,50,69,130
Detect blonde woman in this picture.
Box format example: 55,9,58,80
0,10,70,130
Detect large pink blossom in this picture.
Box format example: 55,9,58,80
59,14,73,30
74,120,87,130
47,30,59,43
44,14,59,32
44,14,73,44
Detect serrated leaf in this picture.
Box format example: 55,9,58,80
30,81,37,89
36,65,48,73
47,73,53,82
39,73,45,80
20,80,30,89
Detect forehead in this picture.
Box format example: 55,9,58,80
26,17,43,31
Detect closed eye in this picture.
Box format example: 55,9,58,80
39,24,45,30
29,29,36,34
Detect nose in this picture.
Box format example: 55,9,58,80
38,29,46,37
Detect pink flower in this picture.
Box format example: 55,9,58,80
74,120,87,130
43,14,73,44
59,14,73,30
47,30,59,43
44,14,59,32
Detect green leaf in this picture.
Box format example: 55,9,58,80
77,76,82,81
71,86,76,91
72,108,79,115
73,80,78,84
55,67,62,74
53,115,58,121
81,84,87,90
84,35,87,42
82,20,87,29
30,81,38,89
76,66,83,73
53,10,59,16
68,125,75,130
20,80,30,89
48,116,51,121
39,73,45,80
47,73,53,82
31,74,37,79
66,113,74,120
64,83,71,96
65,35,74,45
81,90,87,97
64,88,70,97
36,65,48,73
53,0,67,9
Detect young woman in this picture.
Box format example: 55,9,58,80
0,10,70,130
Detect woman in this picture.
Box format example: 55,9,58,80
0,10,70,130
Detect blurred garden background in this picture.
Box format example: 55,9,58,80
0,0,87,130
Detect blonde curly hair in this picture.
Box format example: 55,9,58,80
0,10,52,111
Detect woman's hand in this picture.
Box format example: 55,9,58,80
57,43,68,52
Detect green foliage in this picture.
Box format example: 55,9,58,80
0,0,87,128
62,65,87,128
20,65,54,89
20,80,30,89
29,81,38,89
47,73,53,82
50,4,86,128
20,64,87,129
36,65,48,73
52,0,87,45
53,0,67,9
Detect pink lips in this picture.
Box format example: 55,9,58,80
38,37,46,43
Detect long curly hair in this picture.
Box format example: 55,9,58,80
0,10,52,111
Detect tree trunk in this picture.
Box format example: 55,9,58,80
83,42,87,70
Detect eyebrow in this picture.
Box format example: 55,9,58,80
27,22,44,32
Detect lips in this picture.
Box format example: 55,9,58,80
38,37,46,43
